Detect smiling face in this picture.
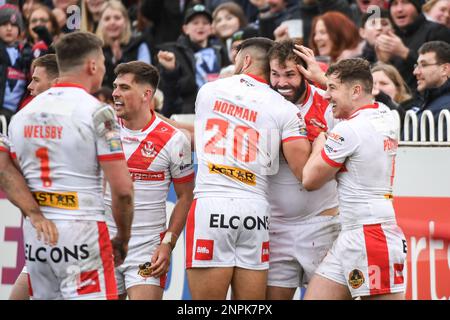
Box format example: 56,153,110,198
390,0,419,28
324,73,355,119
183,15,212,47
413,51,448,92
313,19,332,57
101,7,126,41
270,58,305,104
112,73,151,121
213,9,240,40
427,0,450,27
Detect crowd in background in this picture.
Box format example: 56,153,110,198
0,0,449,138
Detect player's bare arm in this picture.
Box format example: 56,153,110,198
282,138,311,182
150,180,194,278
0,152,58,246
303,132,340,191
101,159,134,267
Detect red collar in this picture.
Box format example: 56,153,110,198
245,73,269,85
348,103,379,119
53,82,88,92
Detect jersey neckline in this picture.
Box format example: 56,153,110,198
245,73,269,85
348,102,379,119
52,82,88,92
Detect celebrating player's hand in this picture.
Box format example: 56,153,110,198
28,210,59,246
149,243,172,278
111,236,129,267
157,51,176,71
293,45,327,88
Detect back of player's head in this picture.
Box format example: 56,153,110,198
32,54,59,80
236,37,274,75
326,58,373,94
114,61,160,89
54,31,103,73
267,38,306,69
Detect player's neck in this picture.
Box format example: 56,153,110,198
122,110,154,131
57,75,93,93
349,97,376,114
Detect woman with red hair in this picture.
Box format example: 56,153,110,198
309,11,364,64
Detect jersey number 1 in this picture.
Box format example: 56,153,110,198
36,147,52,187
204,118,259,162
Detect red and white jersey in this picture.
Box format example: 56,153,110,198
8,83,125,221
0,133,11,154
104,114,194,235
194,73,307,200
321,103,398,228
268,83,338,221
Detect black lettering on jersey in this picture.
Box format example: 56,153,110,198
243,216,256,230
210,214,220,228
210,214,240,229
402,239,407,254
50,248,63,263
80,244,89,259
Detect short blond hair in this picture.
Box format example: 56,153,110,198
371,62,412,103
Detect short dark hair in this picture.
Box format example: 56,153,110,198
267,38,306,69
54,32,103,73
326,58,373,93
418,41,450,65
114,61,160,89
31,54,59,79
236,37,274,76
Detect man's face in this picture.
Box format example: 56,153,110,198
390,0,419,28
28,66,54,96
360,17,393,46
112,73,151,121
413,52,448,92
270,58,304,104
182,15,212,45
324,73,354,119
0,22,19,45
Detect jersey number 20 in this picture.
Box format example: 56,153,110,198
204,118,259,162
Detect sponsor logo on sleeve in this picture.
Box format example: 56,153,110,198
328,132,345,144
208,163,256,186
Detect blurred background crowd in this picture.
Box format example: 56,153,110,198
0,0,449,133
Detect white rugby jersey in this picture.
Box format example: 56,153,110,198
104,114,194,235
0,133,11,154
269,83,338,221
194,73,307,200
8,83,125,221
321,103,399,228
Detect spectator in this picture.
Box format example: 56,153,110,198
96,0,151,89
157,4,229,116
349,0,388,26
80,0,107,33
257,0,300,39
359,9,393,64
26,4,61,58
140,0,202,51
212,2,247,59
0,4,32,124
371,62,416,126
375,0,450,92
422,0,450,28
309,11,363,64
51,0,79,33
413,41,450,140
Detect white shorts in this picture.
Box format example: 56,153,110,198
315,222,407,298
109,230,167,294
186,197,270,270
23,219,117,300
268,215,341,288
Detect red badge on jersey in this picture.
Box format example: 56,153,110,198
77,270,101,295
261,241,270,262
195,239,214,260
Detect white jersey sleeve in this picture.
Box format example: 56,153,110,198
169,131,195,183
322,122,359,167
0,133,11,154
